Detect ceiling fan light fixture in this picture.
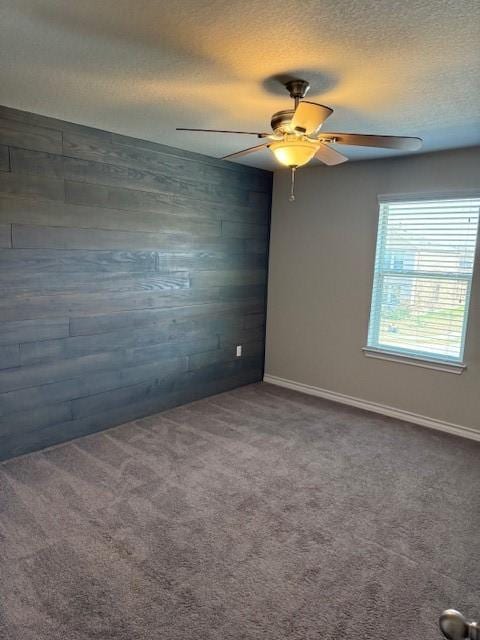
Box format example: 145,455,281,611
176,77,423,200
269,137,318,168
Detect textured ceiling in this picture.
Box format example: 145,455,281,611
1,0,479,169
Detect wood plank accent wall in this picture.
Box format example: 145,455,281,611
0,106,272,461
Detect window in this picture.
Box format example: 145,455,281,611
366,196,480,366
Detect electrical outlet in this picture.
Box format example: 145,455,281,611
236,345,242,357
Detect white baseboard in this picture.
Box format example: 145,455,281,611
263,374,480,442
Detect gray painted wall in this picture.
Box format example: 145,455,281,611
0,106,272,460
266,147,480,432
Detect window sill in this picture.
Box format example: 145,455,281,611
362,347,466,375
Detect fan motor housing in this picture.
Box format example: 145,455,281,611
270,109,295,135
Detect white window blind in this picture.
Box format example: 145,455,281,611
367,196,480,364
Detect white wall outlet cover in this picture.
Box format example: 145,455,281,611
236,345,242,357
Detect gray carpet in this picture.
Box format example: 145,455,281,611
0,382,479,640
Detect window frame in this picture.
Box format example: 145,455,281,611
364,191,480,373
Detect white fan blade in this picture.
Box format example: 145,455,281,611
315,143,348,166
222,143,269,161
290,102,333,135
321,132,422,150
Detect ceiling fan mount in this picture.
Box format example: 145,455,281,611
284,78,311,103
176,77,422,201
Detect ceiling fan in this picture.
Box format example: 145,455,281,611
177,79,422,201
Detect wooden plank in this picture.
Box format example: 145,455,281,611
0,378,86,418
0,317,69,346
0,402,72,439
248,190,271,209
0,106,66,133
0,344,20,370
191,269,266,288
0,248,157,273
0,117,62,154
19,323,214,366
12,223,220,250
65,180,270,225
188,340,264,371
24,313,252,366
63,131,270,192
0,224,11,247
0,239,242,278
0,145,9,172
109,133,268,180
0,195,220,236
6,269,262,297
222,220,269,239
9,148,64,178
172,357,263,394
0,350,126,394
71,357,187,418
27,314,257,366
71,357,260,419
244,313,266,329
217,284,266,302
219,325,265,346
70,300,265,336
63,156,258,208
8,225,241,254
245,237,269,254
109,131,268,179
0,350,195,416
0,287,234,322
124,335,218,365
1,270,190,296
69,378,159,420
155,250,267,273
0,172,64,201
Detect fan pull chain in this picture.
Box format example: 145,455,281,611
289,167,296,202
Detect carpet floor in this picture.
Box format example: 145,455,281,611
0,382,479,639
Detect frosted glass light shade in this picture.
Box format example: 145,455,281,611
269,138,318,167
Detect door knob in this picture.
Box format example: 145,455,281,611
439,610,480,640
